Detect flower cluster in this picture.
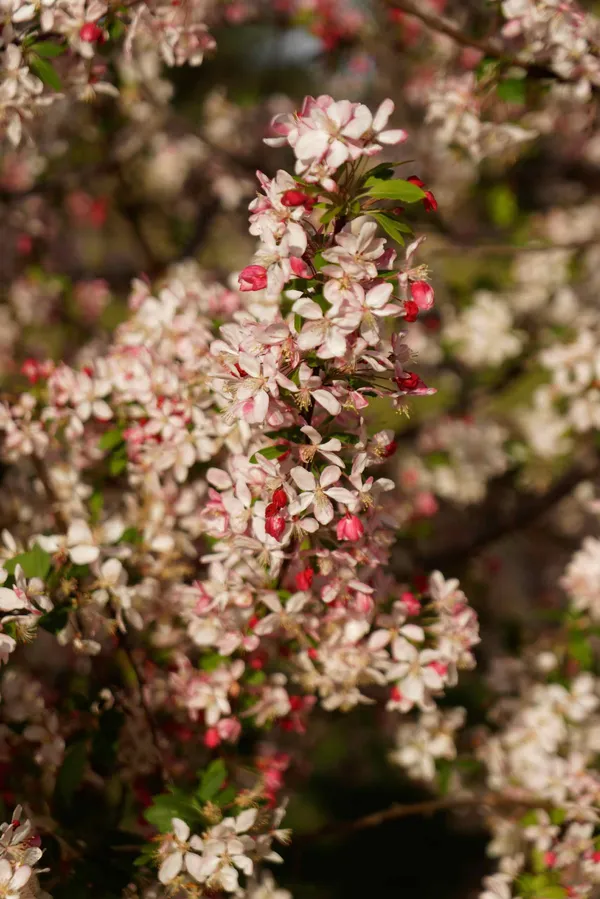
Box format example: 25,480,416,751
157,806,288,893
0,807,46,899
502,0,600,97
0,95,479,895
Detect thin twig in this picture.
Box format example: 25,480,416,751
297,791,548,843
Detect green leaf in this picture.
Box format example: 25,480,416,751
214,784,237,807
497,77,526,103
109,447,128,476
487,184,518,228
39,604,71,634
119,526,142,545
29,41,66,58
364,178,425,203
29,55,62,91
319,204,343,226
144,789,201,833
328,432,359,445
55,740,88,806
109,18,126,40
370,212,412,246
476,56,499,81
89,490,104,524
265,426,304,443
568,631,593,669
364,163,395,181
199,652,226,672
436,758,453,795
4,544,52,579
249,445,288,464
98,427,125,451
197,760,227,802
428,450,451,468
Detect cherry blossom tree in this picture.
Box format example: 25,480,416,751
2,2,600,899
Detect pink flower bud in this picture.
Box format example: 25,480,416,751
217,717,241,743
204,727,221,748
336,513,364,542
401,591,421,616
410,280,434,311
239,264,268,291
265,514,286,541
429,661,448,677
414,491,438,517
290,256,311,278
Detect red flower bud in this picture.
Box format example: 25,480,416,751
396,371,421,391
423,190,438,213
281,189,312,207
265,514,286,541
295,567,314,591
204,727,221,748
16,234,32,255
79,22,103,42
403,300,419,322
381,440,397,458
407,176,437,212
271,487,288,510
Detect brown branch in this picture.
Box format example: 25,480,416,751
387,0,504,57
427,237,600,256
297,791,549,843
413,454,600,575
